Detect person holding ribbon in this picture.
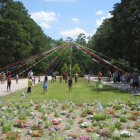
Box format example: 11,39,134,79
98,71,102,80
96,78,103,94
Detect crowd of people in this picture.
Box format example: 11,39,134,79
1,68,140,95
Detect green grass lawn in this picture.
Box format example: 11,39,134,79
1,77,140,103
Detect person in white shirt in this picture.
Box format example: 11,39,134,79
29,70,33,79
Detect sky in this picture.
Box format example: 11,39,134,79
13,0,121,41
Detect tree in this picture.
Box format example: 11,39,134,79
76,33,86,46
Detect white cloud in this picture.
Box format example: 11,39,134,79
31,11,58,23
60,27,92,39
93,30,97,34
58,14,60,17
72,18,80,23
39,23,51,29
96,11,103,15
96,12,113,26
46,0,74,1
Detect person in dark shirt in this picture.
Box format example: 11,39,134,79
68,77,72,92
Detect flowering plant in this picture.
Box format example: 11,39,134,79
52,118,61,125
78,119,84,124
86,115,93,120
48,125,60,131
31,124,41,130
30,132,42,137
129,115,138,120
6,131,21,139
87,127,97,132
100,130,111,138
133,124,140,129
66,113,72,118
79,135,91,140
14,120,29,128
132,111,140,116
115,121,122,130
80,122,90,128
108,109,115,114
61,103,68,110
67,134,77,139
120,130,133,138
77,103,83,107
87,103,91,106
60,111,67,115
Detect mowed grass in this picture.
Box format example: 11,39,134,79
1,77,140,103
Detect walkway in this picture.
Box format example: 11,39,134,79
89,76,140,95
0,76,52,97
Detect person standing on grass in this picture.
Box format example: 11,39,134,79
74,72,78,83
96,78,103,94
60,74,62,83
125,79,129,93
88,74,90,83
27,77,32,93
132,68,140,93
98,71,102,81
63,71,65,80
65,72,68,83
43,75,48,94
68,76,72,92
7,71,12,92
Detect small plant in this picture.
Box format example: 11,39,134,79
18,113,26,120
54,111,60,118
45,121,52,128
128,115,138,121
109,124,115,134
52,118,61,125
2,122,12,133
120,130,133,138
87,127,97,132
120,116,127,122
31,124,41,130
77,103,83,107
78,119,84,124
67,134,77,139
133,124,140,129
93,120,97,126
64,123,70,130
69,108,73,113
1,118,7,126
93,113,106,121
30,132,43,137
108,109,115,114
6,131,21,139
100,130,111,138
115,121,122,130
14,120,29,128
7,108,13,113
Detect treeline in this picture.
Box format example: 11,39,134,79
87,0,140,71
0,0,65,74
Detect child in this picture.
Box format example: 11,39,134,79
96,78,103,94
68,77,72,92
130,77,133,90
16,74,18,84
43,76,48,94
33,76,36,84
125,79,129,92
60,75,62,83
38,77,41,83
88,74,90,83
27,77,32,93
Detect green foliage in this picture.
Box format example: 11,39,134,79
73,63,81,75
87,0,140,70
